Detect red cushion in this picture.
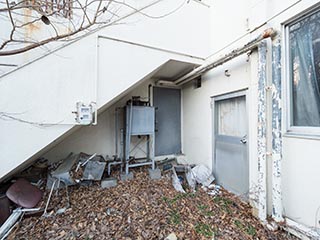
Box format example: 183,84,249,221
6,178,43,208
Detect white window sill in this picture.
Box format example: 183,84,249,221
284,131,320,140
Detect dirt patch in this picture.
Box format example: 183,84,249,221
8,168,296,240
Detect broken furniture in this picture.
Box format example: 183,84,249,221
6,178,43,208
82,160,106,181
48,153,79,187
0,195,10,226
47,152,106,189
156,158,178,172
101,178,117,189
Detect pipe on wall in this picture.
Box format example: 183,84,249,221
174,28,277,86
257,40,268,222
169,27,285,224
271,39,283,223
170,28,281,223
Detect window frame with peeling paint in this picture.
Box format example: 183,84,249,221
285,5,320,137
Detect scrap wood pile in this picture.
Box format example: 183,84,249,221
7,168,296,240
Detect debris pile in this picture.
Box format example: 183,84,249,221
0,152,109,238
47,152,106,189
1,165,297,239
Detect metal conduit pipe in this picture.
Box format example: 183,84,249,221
174,28,277,86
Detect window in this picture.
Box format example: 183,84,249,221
288,8,320,129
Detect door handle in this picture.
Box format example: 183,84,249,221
240,135,247,144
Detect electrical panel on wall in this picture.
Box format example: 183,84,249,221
74,102,96,125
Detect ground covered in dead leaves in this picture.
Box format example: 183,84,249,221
9,169,296,240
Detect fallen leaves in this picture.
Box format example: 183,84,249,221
8,168,297,240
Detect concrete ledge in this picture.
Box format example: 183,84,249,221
101,178,118,188
148,168,161,180
284,218,320,240
120,172,134,181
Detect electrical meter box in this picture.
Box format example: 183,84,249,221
76,102,93,125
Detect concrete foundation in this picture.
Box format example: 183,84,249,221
120,172,134,181
101,178,118,188
148,168,161,180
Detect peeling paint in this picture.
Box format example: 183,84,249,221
257,40,267,221
271,39,283,222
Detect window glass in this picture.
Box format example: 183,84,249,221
289,10,320,127
216,96,246,137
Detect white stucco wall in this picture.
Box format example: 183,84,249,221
181,54,260,206
183,0,320,232
271,0,320,230
0,0,211,75
42,79,153,162
282,137,320,228
0,0,209,180
40,0,320,232
2,0,320,233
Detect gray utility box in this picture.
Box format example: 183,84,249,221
125,106,155,135
124,105,155,175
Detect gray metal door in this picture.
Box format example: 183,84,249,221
212,91,248,196
153,87,181,156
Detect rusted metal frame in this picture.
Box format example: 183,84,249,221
257,40,268,221
271,39,283,222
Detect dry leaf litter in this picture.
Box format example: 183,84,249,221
8,168,297,240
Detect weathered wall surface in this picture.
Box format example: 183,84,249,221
0,0,211,75
2,0,320,233
42,80,153,163
282,137,320,227
0,0,209,180
181,53,259,209
183,0,320,232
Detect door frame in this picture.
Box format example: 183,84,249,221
211,89,249,193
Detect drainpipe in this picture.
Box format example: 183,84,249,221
259,38,284,224
271,39,283,222
257,40,268,222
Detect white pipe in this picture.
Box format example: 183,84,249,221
271,39,283,222
257,40,268,222
43,179,57,217
265,38,273,222
174,28,277,86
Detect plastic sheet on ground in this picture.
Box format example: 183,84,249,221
188,164,215,187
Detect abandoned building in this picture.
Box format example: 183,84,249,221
1,0,320,239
